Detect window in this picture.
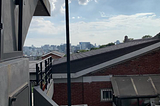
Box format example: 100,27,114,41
101,89,112,101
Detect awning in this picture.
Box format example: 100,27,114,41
111,75,160,99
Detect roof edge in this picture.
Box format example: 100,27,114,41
52,42,160,78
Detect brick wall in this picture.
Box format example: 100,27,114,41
53,49,160,106
88,49,160,76
53,83,83,105
53,82,112,106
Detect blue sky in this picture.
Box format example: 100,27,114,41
24,0,160,47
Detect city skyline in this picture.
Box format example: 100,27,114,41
24,0,160,47
23,41,97,58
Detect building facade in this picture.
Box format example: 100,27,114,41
52,38,160,106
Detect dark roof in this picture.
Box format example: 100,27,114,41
53,38,159,65
111,75,160,98
42,51,65,57
52,38,160,74
29,60,45,73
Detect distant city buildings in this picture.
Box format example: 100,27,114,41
23,41,121,60
79,42,91,50
23,42,95,60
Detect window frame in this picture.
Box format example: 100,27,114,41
101,89,113,102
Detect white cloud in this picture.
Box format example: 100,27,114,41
94,0,98,3
26,13,160,46
78,0,91,5
72,17,75,19
49,0,65,16
99,11,110,18
77,16,82,19
70,13,160,45
60,3,65,14
49,0,57,11
29,17,65,35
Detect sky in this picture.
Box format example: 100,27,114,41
24,0,160,47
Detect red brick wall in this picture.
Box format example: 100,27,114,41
53,82,112,106
53,49,160,106
83,82,112,106
53,83,83,105
88,49,160,76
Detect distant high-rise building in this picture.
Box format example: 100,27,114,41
79,42,91,50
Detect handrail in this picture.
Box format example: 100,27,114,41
35,56,52,90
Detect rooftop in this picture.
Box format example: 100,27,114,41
52,38,160,76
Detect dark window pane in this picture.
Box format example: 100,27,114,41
103,91,109,99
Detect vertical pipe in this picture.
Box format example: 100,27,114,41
65,0,71,106
18,0,23,51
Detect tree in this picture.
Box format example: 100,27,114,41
99,45,107,48
142,35,152,39
78,50,89,53
99,42,115,48
128,38,134,40
90,47,99,50
106,42,115,46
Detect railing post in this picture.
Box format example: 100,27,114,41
40,62,43,89
36,64,39,86
34,57,53,91
45,60,47,89
50,57,52,79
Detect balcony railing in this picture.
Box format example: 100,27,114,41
35,56,53,90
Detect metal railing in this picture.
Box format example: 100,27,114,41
35,56,53,90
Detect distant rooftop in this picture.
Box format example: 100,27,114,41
42,51,65,57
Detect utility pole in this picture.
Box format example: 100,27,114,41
65,0,71,106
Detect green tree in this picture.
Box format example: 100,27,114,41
78,50,89,53
90,47,99,50
99,42,115,48
142,35,152,39
128,38,134,40
99,45,107,48
106,42,115,46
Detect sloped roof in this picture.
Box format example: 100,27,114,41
111,75,160,98
53,38,159,65
52,38,160,77
42,51,65,57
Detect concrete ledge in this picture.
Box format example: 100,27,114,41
34,86,58,106
44,79,54,98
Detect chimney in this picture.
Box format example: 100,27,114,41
124,36,128,42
